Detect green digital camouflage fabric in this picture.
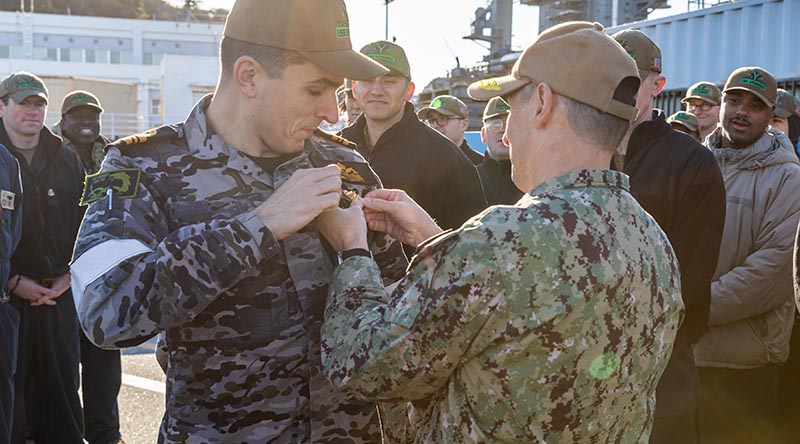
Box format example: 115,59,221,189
70,95,407,443
322,169,684,443
51,121,109,175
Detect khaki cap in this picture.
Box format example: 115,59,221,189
682,81,721,106
611,28,662,80
223,0,388,80
62,90,103,114
667,111,699,132
0,72,48,104
774,89,799,119
468,21,639,122
418,95,468,120
723,67,777,108
483,97,511,120
360,41,411,80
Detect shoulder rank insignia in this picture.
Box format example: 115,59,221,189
313,128,358,150
108,125,181,152
337,162,371,184
80,168,142,206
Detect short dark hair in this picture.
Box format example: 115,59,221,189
0,96,8,105
219,36,307,80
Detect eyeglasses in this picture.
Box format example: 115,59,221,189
425,116,462,127
483,118,507,133
687,102,715,112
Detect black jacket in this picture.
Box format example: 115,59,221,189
1,120,85,280
342,103,486,230
617,110,726,416
459,140,484,165
477,155,522,206
0,144,22,289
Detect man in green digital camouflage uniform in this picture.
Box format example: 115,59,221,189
316,22,684,443
69,0,408,442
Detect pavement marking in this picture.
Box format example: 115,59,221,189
122,373,166,394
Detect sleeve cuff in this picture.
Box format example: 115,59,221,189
332,255,383,296
235,211,281,262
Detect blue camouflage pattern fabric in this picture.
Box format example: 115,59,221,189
322,169,685,443
70,95,407,443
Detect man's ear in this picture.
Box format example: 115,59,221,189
653,75,667,97
459,117,469,132
232,56,261,99
533,83,554,129
405,82,416,101
480,126,487,144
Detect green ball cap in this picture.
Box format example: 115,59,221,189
682,81,721,106
62,90,104,115
667,111,699,132
774,89,799,119
723,66,777,108
223,0,388,81
418,95,468,120
0,72,48,104
483,97,511,120
360,40,411,80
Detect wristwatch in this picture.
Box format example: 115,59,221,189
337,248,373,264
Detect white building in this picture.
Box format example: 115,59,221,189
0,10,224,137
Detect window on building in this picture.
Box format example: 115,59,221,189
110,50,120,64
143,52,163,66
0,46,9,58
85,49,95,63
60,48,70,62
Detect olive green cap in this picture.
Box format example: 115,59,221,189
611,28,662,81
723,66,777,108
0,72,48,104
483,97,511,120
682,81,721,106
418,95,468,120
223,0,388,80
360,40,411,80
468,22,640,122
667,111,699,132
774,89,799,119
62,90,103,114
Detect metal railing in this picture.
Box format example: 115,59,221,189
46,112,152,140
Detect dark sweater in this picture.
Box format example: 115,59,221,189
459,140,484,165
342,103,486,230
477,154,522,206
1,120,85,280
617,110,726,417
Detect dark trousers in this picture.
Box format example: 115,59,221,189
650,345,698,444
697,365,782,444
0,303,19,444
778,313,800,443
10,290,83,444
80,331,122,444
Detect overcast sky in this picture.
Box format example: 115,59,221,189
171,0,690,89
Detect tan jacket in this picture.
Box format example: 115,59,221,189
694,128,800,369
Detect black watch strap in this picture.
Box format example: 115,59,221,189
338,248,372,263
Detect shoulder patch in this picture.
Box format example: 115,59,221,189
108,125,181,151
80,168,142,206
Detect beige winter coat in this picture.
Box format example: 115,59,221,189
694,128,800,369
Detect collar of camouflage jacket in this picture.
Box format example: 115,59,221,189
529,169,630,197
183,94,322,188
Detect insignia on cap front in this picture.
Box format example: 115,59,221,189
478,79,502,91
741,70,767,91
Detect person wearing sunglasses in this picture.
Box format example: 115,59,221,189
476,97,522,205
682,81,722,142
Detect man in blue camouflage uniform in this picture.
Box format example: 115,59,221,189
69,1,407,442
316,22,684,443
0,144,22,444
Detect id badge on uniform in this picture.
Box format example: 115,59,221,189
0,190,15,211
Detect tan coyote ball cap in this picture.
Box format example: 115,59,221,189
723,67,777,108
223,0,388,80
467,21,640,122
